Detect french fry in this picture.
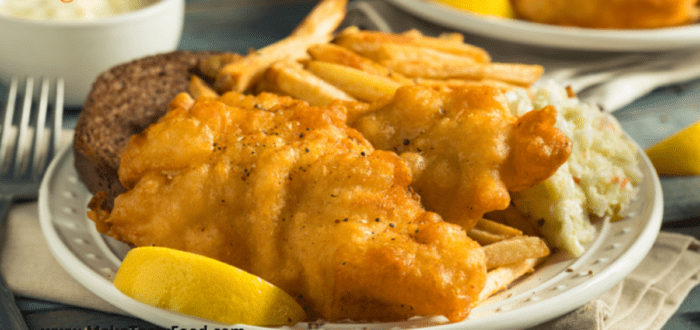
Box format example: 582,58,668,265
289,0,348,39
474,218,523,237
485,206,541,237
480,63,545,87
483,236,550,270
334,28,491,63
414,78,524,92
355,43,480,69
437,32,465,43
468,218,523,246
168,92,195,112
265,61,355,107
468,228,510,246
199,53,243,79
405,29,465,44
478,258,538,303
400,29,425,39
189,76,219,99
253,73,288,96
384,60,544,87
307,44,412,84
305,61,401,102
214,0,347,93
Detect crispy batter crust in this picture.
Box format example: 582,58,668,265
511,0,700,29
90,92,487,322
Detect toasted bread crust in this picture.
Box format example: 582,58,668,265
74,51,219,211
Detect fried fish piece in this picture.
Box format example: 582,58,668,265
510,0,700,29
349,85,572,231
89,91,486,322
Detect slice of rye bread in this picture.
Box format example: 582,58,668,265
74,51,221,212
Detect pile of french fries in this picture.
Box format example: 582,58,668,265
470,218,550,302
189,0,550,306
190,0,542,106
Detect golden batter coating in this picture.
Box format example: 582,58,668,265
350,85,572,231
510,0,700,29
89,91,486,322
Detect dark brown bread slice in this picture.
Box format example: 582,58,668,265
74,51,219,211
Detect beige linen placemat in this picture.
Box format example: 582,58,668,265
0,201,126,316
0,128,125,315
529,232,700,330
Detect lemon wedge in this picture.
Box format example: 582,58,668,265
113,246,306,326
645,120,700,176
433,0,513,18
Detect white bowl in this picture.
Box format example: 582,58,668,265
0,0,184,107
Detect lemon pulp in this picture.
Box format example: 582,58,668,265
645,120,700,176
113,246,306,326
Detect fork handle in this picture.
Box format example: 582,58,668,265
0,273,29,330
0,196,30,330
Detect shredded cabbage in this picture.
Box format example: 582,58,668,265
505,82,643,256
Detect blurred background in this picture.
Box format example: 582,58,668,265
181,0,320,52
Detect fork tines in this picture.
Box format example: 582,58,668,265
0,76,64,179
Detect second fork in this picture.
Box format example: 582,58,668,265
0,76,64,188
0,75,64,330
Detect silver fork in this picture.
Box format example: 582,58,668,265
554,50,698,94
540,50,700,112
0,76,64,330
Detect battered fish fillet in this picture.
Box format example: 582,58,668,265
349,85,572,231
89,92,487,322
510,0,700,29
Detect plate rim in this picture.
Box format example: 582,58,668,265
38,141,663,329
387,0,700,52
37,144,221,327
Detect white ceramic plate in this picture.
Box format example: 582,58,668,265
39,142,662,330
388,0,700,52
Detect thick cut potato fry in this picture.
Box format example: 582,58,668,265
403,29,465,43
214,0,347,93
305,61,401,102
485,206,541,237
468,218,523,246
199,53,243,79
289,0,348,38
384,60,543,87
483,236,550,270
189,76,219,99
214,37,320,94
265,61,355,106
307,44,412,84
353,43,480,70
480,63,544,87
168,92,195,112
437,32,465,43
467,228,510,246
414,78,523,92
334,28,491,63
478,258,538,303
253,74,287,96
474,218,523,237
